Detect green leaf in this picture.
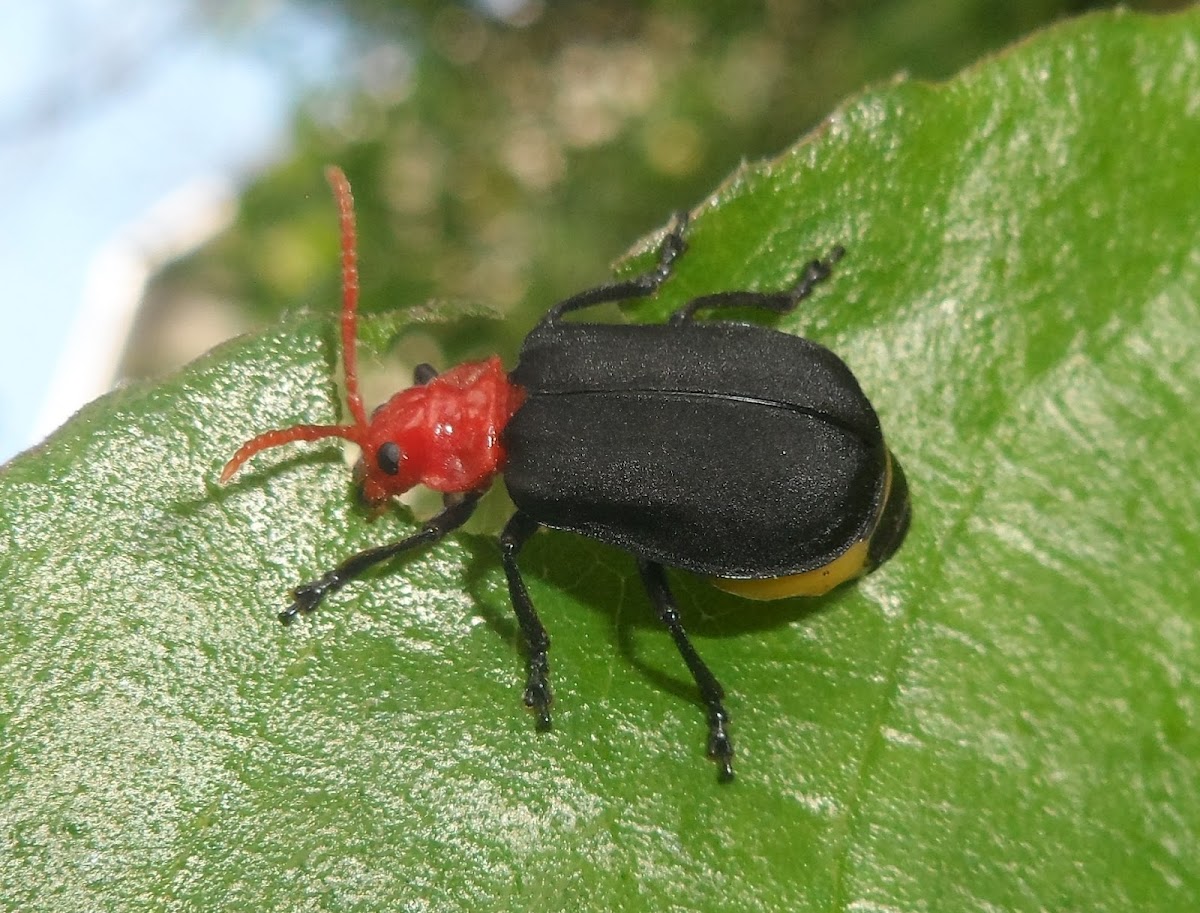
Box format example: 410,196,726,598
3,9,1199,910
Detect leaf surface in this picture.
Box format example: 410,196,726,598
2,10,1198,911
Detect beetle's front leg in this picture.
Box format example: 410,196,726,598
282,492,482,623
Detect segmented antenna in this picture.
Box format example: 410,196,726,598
219,166,369,483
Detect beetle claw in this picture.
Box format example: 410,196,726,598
523,678,554,731
281,576,334,623
707,711,735,783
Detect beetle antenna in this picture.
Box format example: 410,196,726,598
325,165,369,431
220,423,363,483
219,167,371,485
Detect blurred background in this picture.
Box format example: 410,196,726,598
0,0,1185,463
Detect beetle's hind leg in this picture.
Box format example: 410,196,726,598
669,244,845,324
500,511,554,730
536,211,690,326
637,559,735,783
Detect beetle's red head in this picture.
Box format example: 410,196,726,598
348,358,522,505
220,167,522,505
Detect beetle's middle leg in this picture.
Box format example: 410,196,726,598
500,511,554,730
637,558,735,783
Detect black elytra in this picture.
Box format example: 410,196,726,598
285,213,911,783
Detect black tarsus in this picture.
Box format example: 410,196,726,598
499,511,553,730
637,559,735,783
669,244,845,324
282,491,483,623
537,211,690,326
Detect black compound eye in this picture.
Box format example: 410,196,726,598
376,441,402,475
413,363,439,385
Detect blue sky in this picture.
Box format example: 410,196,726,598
0,1,349,462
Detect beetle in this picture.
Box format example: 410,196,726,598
221,166,910,782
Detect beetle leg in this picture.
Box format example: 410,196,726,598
500,511,554,731
282,491,483,623
669,244,846,324
536,211,690,326
637,559,735,783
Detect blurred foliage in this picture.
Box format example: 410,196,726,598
127,0,1187,379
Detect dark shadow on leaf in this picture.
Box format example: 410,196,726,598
458,533,519,646
197,449,347,504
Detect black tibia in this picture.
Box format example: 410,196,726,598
637,559,735,783
282,491,483,623
537,211,690,326
669,244,846,324
499,511,552,730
